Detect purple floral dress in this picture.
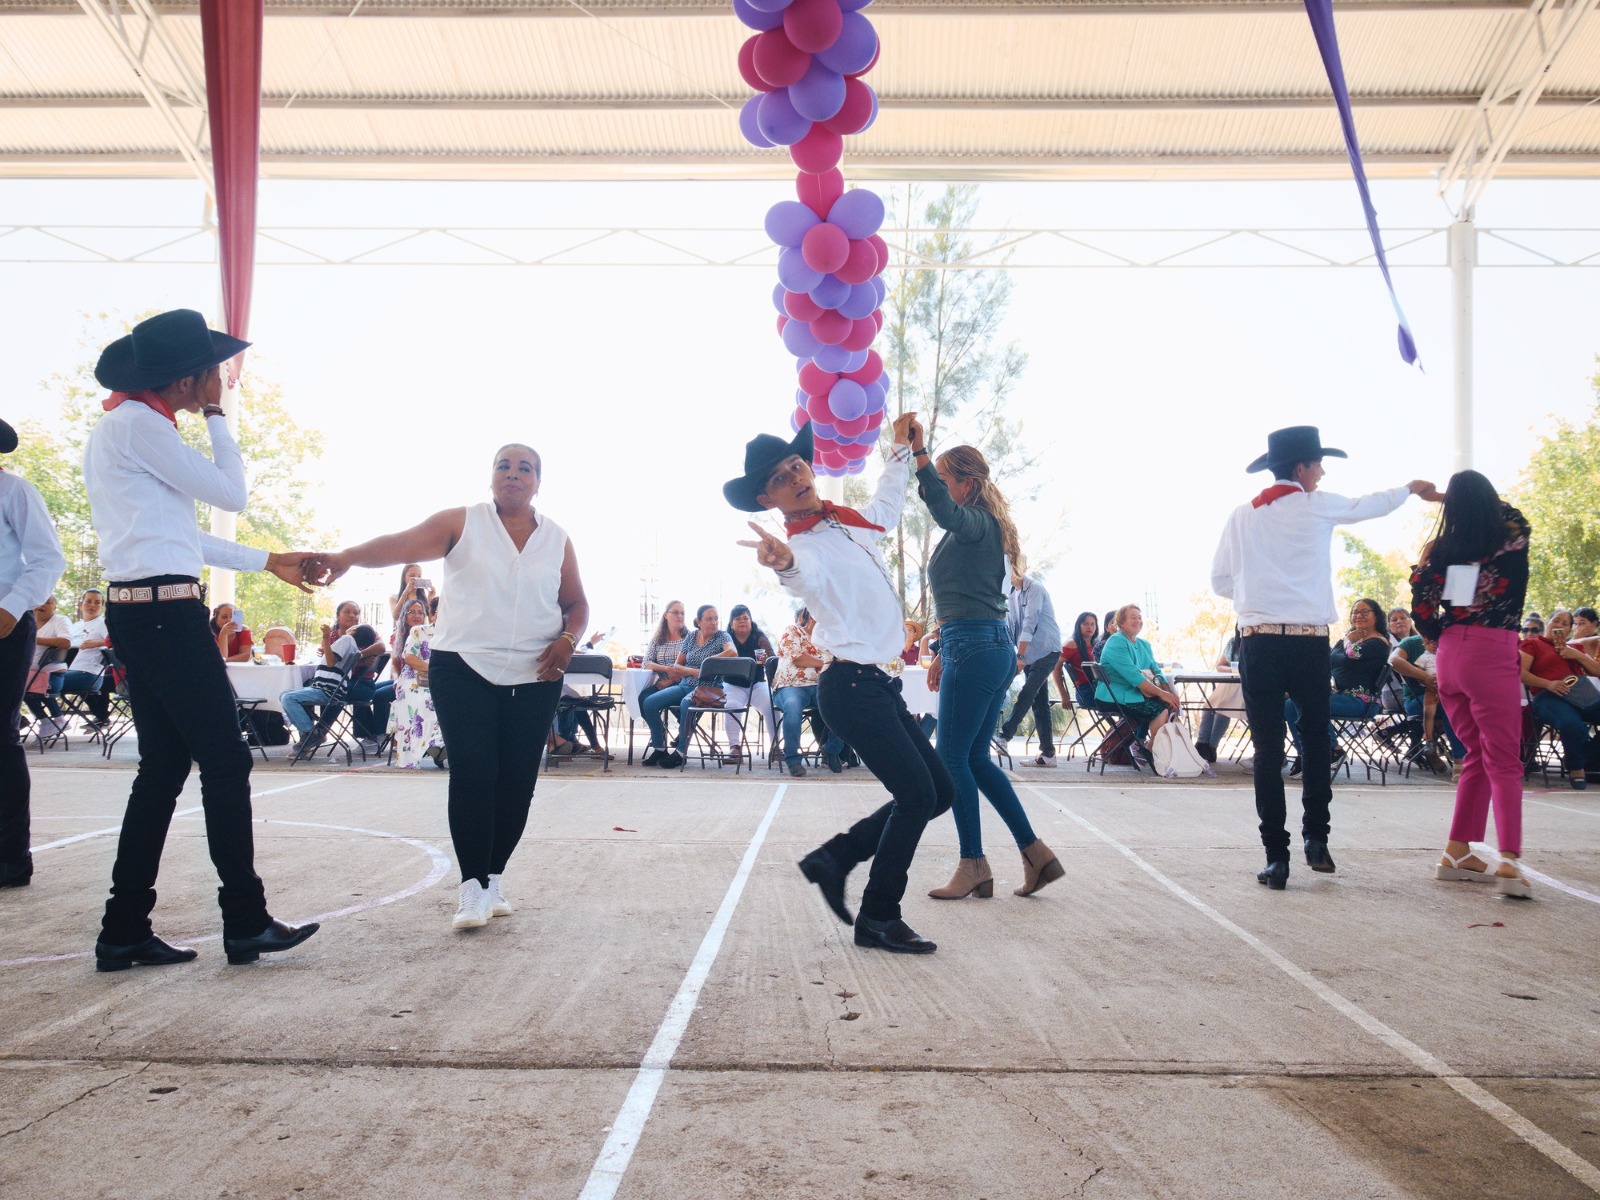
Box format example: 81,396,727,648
388,622,445,768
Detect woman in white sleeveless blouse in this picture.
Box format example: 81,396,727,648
313,444,590,930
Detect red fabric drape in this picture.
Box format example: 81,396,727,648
200,1,264,385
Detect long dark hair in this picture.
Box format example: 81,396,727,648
1422,470,1505,568
727,603,764,647
1350,597,1385,637
394,563,421,599
1072,610,1098,662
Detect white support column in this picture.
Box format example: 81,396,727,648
208,199,237,604
1448,219,1477,474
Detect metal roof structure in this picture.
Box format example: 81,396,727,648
0,0,1597,190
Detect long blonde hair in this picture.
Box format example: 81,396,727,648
937,445,1026,586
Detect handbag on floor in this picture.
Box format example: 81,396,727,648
1152,719,1213,779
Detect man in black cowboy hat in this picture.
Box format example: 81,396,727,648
0,417,67,890
1211,425,1439,890
732,412,955,955
82,309,322,970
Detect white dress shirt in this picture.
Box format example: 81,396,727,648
0,470,66,621
32,612,71,675
1211,480,1412,627
81,401,267,582
776,444,911,666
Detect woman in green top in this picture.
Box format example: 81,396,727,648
1094,603,1180,766
908,420,1063,901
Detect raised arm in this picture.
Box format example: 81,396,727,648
312,508,467,585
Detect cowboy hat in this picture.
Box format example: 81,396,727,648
723,423,815,513
1246,425,1347,474
0,419,15,455
94,309,250,393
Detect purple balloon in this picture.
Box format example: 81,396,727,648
814,343,852,371
841,348,869,372
782,317,823,358
809,273,850,309
839,0,873,12
778,247,824,293
791,408,806,433
871,275,887,305
796,388,811,408
863,380,887,412
811,420,838,440
839,281,877,320
757,89,812,147
733,0,786,29
817,12,878,75
789,59,846,123
773,282,790,314
829,379,867,422
828,188,885,239
765,199,820,248
745,0,793,12
846,457,867,474
740,95,774,149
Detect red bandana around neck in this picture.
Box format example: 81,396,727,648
1252,483,1304,508
103,390,177,427
784,500,886,537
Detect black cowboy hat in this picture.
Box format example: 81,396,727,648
723,423,815,513
94,309,250,393
0,419,15,455
1246,425,1347,474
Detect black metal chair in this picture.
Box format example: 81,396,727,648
99,647,136,759
1329,666,1401,785
1081,662,1148,775
290,653,368,766
681,656,764,774
23,646,69,753
548,653,616,769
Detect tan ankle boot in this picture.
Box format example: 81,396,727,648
1014,839,1065,896
928,856,994,899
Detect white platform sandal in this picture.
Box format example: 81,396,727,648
1495,854,1533,900
1434,849,1493,882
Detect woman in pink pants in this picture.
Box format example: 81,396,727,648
1410,470,1532,899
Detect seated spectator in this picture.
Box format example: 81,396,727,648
640,603,734,768
52,587,111,728
261,626,296,663
1387,607,1414,643
389,597,445,769
772,606,846,776
901,620,925,667
1194,630,1243,764
1093,609,1117,657
1521,614,1545,637
1570,606,1600,655
24,595,71,735
210,603,253,663
1521,608,1600,790
1053,610,1100,710
1093,603,1179,764
388,563,436,623
1286,597,1389,772
724,604,776,762
1390,630,1465,772
640,601,688,695
280,610,387,753
549,627,610,758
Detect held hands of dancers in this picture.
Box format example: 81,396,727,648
264,552,323,594
1409,480,1444,503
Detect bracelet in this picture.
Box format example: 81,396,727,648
913,448,930,458
559,631,578,647
201,406,225,419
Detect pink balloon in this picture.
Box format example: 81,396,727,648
800,222,849,273
847,41,880,79
796,168,844,219
806,393,837,424
792,405,811,431
844,349,883,384
871,308,884,332
842,316,876,351
823,77,874,135
834,413,871,437
818,446,847,471
783,0,842,54
810,309,851,345
836,238,877,285
791,126,843,174
798,362,838,395
839,440,872,461
753,28,810,88
784,290,824,322
867,233,889,274
776,314,789,335
738,36,775,93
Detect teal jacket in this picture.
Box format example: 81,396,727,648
1095,632,1162,706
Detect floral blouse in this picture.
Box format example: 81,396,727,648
775,623,829,689
1410,503,1530,640
1330,635,1389,701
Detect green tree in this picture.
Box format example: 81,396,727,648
1512,363,1600,614
843,184,1042,623
1335,532,1412,615
8,312,337,636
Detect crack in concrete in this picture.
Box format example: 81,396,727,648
817,938,844,1070
968,1073,1105,1195
0,1061,149,1142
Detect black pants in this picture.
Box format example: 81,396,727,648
0,612,37,874
101,584,269,943
816,662,954,922
1239,632,1332,860
429,651,561,886
999,651,1061,755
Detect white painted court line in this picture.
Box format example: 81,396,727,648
1526,798,1600,819
1466,842,1600,908
578,782,788,1200
1023,784,1600,1194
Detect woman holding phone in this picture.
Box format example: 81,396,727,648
389,563,436,622
210,603,252,663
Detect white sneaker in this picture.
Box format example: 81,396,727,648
486,874,513,917
452,879,490,929
1034,754,1057,768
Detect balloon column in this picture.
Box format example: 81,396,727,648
735,0,886,477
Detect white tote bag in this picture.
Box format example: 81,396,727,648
1151,719,1214,779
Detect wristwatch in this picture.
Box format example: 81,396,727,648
201,405,225,419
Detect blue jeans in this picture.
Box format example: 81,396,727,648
1403,694,1465,758
1285,692,1379,755
280,685,332,735
935,619,1038,859
1529,690,1600,770
774,684,843,766
641,680,695,750
50,668,110,721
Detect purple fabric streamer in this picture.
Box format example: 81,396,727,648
1303,0,1420,367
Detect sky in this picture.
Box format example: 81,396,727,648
1,174,1596,655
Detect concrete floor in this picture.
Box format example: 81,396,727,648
2,751,1597,1199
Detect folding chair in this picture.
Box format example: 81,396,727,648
290,655,367,766
99,647,136,759
681,657,764,774
548,653,616,770
53,660,113,744
1330,666,1400,785
1081,662,1147,775
23,646,69,753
